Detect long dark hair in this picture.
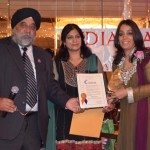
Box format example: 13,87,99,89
55,23,92,61
113,19,145,66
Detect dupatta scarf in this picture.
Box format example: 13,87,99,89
135,49,150,150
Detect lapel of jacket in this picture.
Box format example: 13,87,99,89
32,46,43,94
7,38,26,79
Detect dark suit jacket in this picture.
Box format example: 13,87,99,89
0,37,70,145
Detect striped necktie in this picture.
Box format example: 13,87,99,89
22,47,37,108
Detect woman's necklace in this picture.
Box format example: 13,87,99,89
118,57,137,85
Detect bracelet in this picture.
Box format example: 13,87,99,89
127,87,134,103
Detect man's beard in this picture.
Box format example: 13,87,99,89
13,34,35,47
21,35,34,46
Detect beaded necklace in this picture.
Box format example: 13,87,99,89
118,57,137,85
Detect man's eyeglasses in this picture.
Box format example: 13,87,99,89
18,22,36,31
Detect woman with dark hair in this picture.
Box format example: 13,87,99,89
113,19,145,67
106,19,150,150
54,23,107,148
55,23,92,61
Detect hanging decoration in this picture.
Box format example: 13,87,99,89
122,0,132,20
146,10,150,28
7,0,11,37
146,0,150,28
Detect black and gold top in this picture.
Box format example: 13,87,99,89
62,59,87,87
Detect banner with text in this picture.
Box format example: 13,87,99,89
82,28,150,71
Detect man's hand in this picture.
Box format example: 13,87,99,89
0,98,17,113
65,98,83,113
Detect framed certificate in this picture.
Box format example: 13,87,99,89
77,73,107,108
